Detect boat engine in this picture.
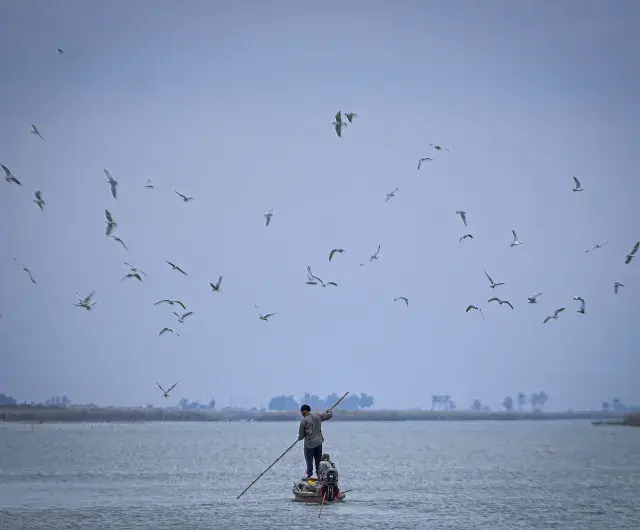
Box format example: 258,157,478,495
321,468,339,501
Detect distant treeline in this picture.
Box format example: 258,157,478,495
0,405,629,424
268,392,374,411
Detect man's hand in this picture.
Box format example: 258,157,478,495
298,436,304,441
326,409,331,414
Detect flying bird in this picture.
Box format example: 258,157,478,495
385,188,399,202
159,327,180,337
573,296,586,314
305,266,337,288
331,111,346,138
585,242,608,253
210,276,223,292
264,208,274,227
2,164,21,185
456,211,467,226
527,292,543,304
488,297,514,309
33,191,45,210
57,48,65,55
124,262,146,276
572,176,583,192
614,282,624,295
360,244,381,266
394,297,409,306
111,236,128,251
465,305,484,318
255,305,276,321
166,261,187,275
174,190,194,202
459,234,473,243
429,144,451,151
173,311,194,324
144,178,154,189
156,382,178,399
104,210,117,236
121,272,142,282
329,248,345,262
14,258,37,284
417,157,433,170
345,112,357,123
30,124,44,140
543,308,565,323
484,270,505,289
104,169,117,199
509,230,522,247
74,290,96,311
624,241,639,264
154,300,186,310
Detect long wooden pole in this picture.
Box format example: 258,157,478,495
236,391,349,500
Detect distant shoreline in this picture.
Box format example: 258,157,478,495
592,412,640,427
0,406,630,424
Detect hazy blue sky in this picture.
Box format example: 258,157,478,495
1,0,639,410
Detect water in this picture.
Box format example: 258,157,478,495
0,420,638,529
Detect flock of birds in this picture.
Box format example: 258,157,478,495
460,174,638,322
2,78,639,400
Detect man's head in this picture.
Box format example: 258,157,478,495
300,404,311,416
321,453,330,461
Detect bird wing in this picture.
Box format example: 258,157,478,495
573,176,581,188
182,312,193,319
511,230,518,242
334,111,341,122
167,382,179,392
154,300,170,305
554,308,565,316
216,276,223,288
375,244,381,255
156,382,166,393
263,312,275,319
105,210,113,223
487,298,499,303
159,328,168,335
1,164,10,178
334,122,342,137
630,241,640,256
543,316,551,323
534,292,543,298
176,267,187,275
174,301,186,310
329,249,337,261
35,191,42,200
504,301,514,309
465,305,475,312
326,282,337,287
484,270,494,284
166,261,175,268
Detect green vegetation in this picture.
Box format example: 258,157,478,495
0,405,626,424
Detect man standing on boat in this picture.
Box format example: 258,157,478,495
298,404,333,478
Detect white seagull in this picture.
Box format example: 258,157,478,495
624,241,639,264
329,248,345,261
159,327,180,336
528,292,543,304
175,190,194,202
173,311,194,324
104,209,117,236
33,191,45,210
264,208,274,227
459,234,473,243
360,244,381,266
255,305,276,321
210,276,223,292
166,261,187,275
509,230,522,247
2,164,21,185
394,297,409,306
429,144,451,151
613,282,624,295
145,178,154,189
465,305,484,318
75,290,96,311
385,188,399,202
30,124,44,140
485,270,505,289
331,111,346,138
585,242,608,253
573,296,586,314
104,169,117,199
543,308,565,323
572,176,584,192
156,382,178,399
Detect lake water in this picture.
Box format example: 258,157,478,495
0,420,638,529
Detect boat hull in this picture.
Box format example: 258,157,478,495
292,491,345,504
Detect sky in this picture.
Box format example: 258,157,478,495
0,0,639,411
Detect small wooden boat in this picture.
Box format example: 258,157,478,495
292,477,346,503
